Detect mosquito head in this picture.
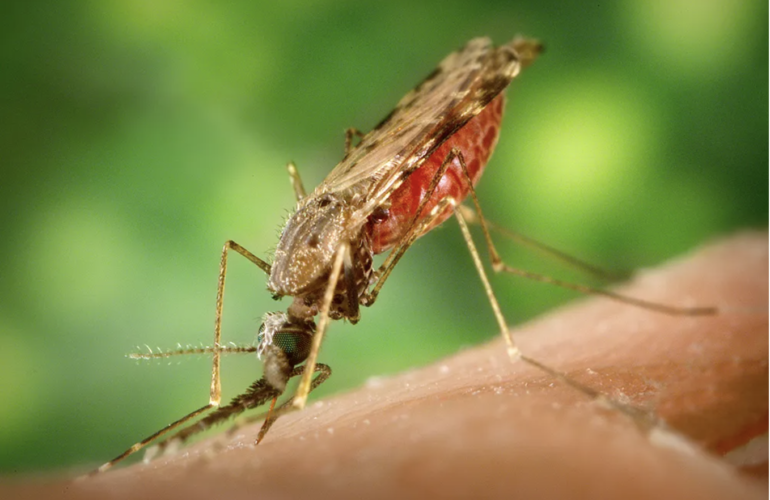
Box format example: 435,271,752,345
257,311,316,367
269,193,352,296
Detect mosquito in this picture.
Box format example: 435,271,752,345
91,36,715,475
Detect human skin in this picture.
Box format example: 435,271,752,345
3,231,767,499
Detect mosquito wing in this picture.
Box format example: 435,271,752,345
316,37,537,216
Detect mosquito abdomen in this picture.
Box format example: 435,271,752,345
370,94,505,254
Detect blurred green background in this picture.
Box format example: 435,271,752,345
0,1,766,475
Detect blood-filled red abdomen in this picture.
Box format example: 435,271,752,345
369,94,505,254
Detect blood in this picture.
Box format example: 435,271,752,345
370,94,505,254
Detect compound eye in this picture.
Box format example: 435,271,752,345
271,331,312,366
257,312,315,366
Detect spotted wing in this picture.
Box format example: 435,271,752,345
317,37,532,213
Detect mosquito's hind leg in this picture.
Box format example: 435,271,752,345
375,179,659,427
451,203,656,426
456,205,628,282
442,146,718,427
450,155,717,316
359,145,707,430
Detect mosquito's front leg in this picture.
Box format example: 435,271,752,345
87,241,272,475
286,162,306,202
212,241,272,405
292,242,348,410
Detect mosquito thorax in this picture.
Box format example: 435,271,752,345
269,192,355,297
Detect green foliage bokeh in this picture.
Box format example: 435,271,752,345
0,1,766,474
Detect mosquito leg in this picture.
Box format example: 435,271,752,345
220,240,272,275
446,147,714,424
292,244,347,410
360,141,713,313
366,188,660,429
211,241,273,407
456,205,627,282
286,162,306,201
449,151,717,316
367,190,521,363
343,128,366,157
452,204,657,427
88,403,215,475
356,143,699,429
89,242,272,476
342,242,361,323
387,188,658,426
